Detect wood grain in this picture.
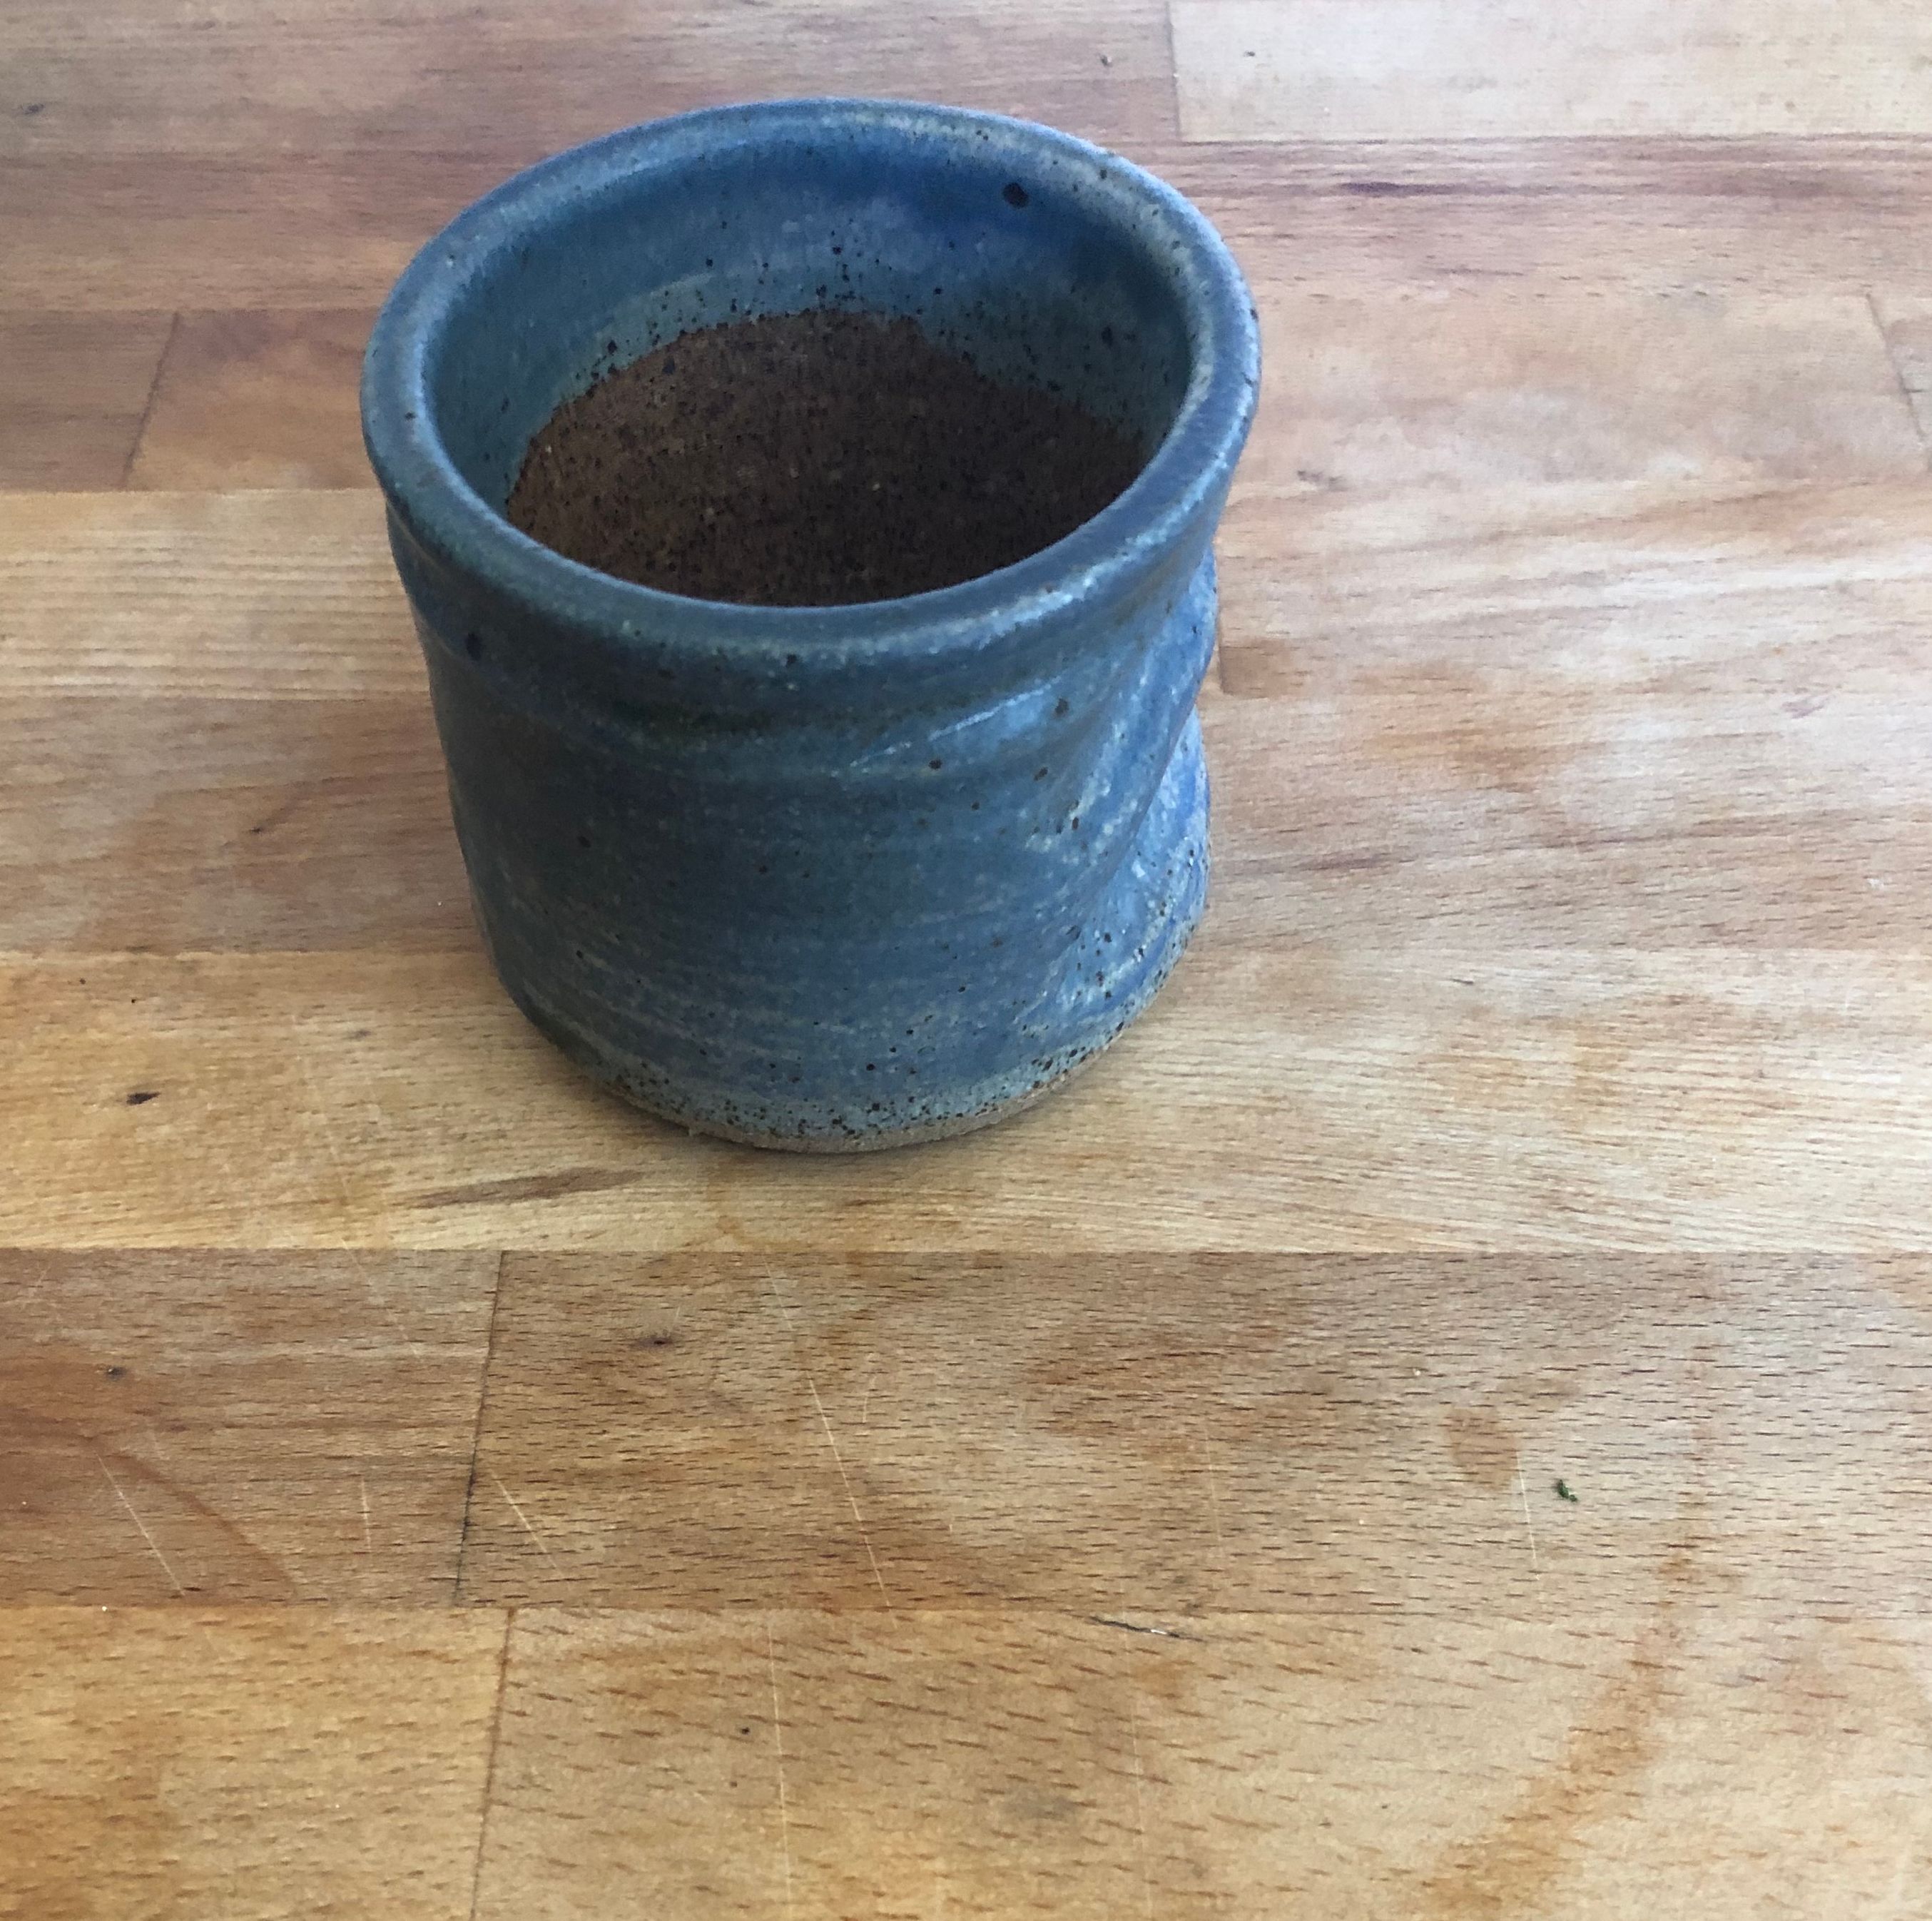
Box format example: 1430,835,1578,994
0,151,502,313
1151,139,1932,299
0,1607,506,1921
14,142,1932,315
1206,478,1932,946
12,0,1932,1907
10,140,1928,341
0,312,171,488
0,1250,496,1603
13,470,1928,964
128,309,377,491
1239,289,1924,495
459,1254,1932,1617
4,943,1931,1253
1174,0,1932,143
0,696,468,951
476,1606,1932,1920
2,0,1174,158
0,492,417,698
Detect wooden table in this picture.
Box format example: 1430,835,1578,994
6,5,1932,1915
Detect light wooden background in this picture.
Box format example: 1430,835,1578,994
6,4,1932,1917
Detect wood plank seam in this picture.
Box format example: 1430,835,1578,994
1868,287,1932,470
116,310,178,488
467,1606,516,1921
1211,579,1235,695
452,1250,510,1603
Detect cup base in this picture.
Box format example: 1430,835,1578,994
507,895,1204,1152
487,720,1211,1152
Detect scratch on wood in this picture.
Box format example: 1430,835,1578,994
1129,1700,1156,1920
410,1166,642,1208
292,1040,429,1365
764,1264,894,1611
490,1471,561,1575
1092,1616,1201,1641
1201,1441,1227,1564
1339,178,1463,197
245,791,302,840
1868,289,1931,466
767,1621,797,1921
1516,1464,1545,1596
360,1474,374,1556
98,1451,185,1597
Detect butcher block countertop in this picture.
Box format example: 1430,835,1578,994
6,5,1932,1917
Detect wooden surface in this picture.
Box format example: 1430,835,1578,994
5,5,1932,1916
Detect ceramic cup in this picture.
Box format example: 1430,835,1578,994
362,98,1259,1149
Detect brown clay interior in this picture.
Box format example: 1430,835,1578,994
504,308,1145,607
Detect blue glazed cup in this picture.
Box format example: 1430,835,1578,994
362,99,1259,1150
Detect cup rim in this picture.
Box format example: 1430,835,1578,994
361,98,1259,673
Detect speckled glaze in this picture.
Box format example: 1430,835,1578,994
362,99,1259,1150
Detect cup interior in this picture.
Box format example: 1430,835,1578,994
420,108,1201,520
